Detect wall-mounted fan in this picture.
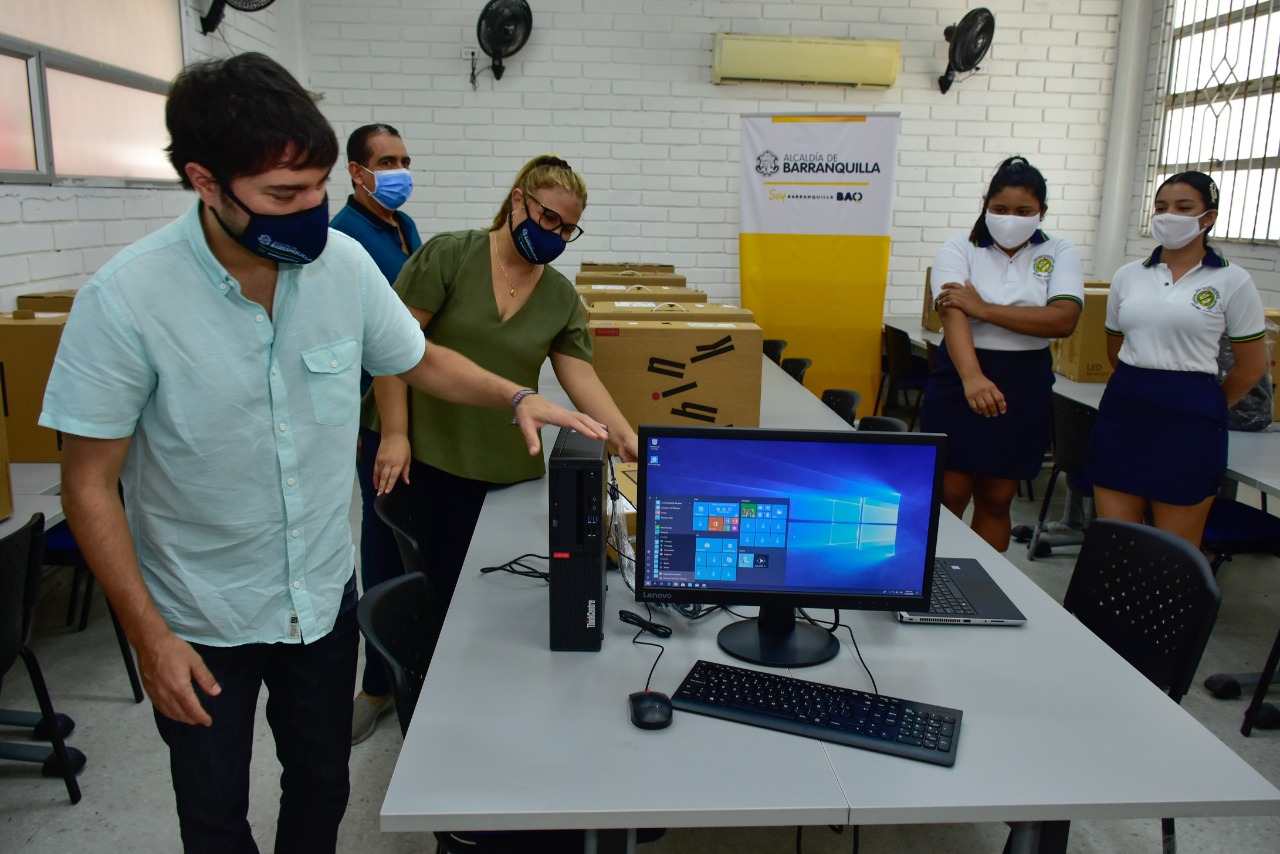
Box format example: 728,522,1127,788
475,0,532,83
201,0,277,36
938,8,995,94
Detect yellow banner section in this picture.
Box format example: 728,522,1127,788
741,232,889,405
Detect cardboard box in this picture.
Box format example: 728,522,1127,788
920,267,941,333
576,271,688,288
589,320,762,428
585,301,754,324
576,285,708,306
1053,287,1112,383
581,262,676,274
0,413,13,522
16,290,78,312
0,311,68,461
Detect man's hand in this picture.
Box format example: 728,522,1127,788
373,432,413,495
513,394,609,455
936,280,988,320
136,629,221,726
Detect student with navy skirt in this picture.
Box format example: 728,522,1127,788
1086,172,1267,547
921,157,1084,551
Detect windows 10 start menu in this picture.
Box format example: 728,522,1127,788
650,498,792,586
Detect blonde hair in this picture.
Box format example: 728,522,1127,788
490,154,588,231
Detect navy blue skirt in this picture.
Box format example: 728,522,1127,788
1086,361,1227,505
920,341,1053,480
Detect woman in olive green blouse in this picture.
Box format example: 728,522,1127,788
362,154,637,606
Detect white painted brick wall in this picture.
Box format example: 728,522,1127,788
3,0,1179,317
300,0,1123,312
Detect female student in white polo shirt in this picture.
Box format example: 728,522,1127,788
1086,171,1267,546
922,156,1084,551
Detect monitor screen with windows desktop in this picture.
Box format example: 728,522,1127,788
635,426,946,668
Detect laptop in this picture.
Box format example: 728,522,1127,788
897,556,1027,626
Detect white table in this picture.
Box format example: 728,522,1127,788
380,359,1280,850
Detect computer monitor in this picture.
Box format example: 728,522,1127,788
635,425,946,668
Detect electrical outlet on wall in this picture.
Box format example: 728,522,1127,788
461,47,477,59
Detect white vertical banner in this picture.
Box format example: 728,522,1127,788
739,114,900,399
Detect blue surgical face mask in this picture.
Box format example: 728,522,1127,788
211,184,329,265
360,165,413,210
509,209,566,265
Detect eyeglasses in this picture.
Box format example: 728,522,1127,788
524,193,584,243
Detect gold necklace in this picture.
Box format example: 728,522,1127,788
493,243,536,297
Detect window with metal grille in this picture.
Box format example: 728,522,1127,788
1146,1,1280,241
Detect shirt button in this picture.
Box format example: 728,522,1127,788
279,423,288,432
271,368,278,376
219,283,228,291
291,529,300,538
256,314,265,323
330,359,339,368
286,477,296,486
293,581,301,589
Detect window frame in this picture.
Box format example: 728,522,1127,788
1144,0,1280,244
0,32,178,188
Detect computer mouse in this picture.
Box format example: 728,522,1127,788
628,690,673,730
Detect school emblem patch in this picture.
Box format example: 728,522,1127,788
1192,286,1221,313
1032,255,1054,278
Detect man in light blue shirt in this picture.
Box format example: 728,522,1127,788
39,53,603,854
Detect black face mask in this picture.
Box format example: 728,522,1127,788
210,184,330,265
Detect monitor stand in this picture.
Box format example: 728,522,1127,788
717,605,839,668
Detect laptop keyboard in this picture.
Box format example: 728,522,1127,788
673,659,962,766
929,559,977,616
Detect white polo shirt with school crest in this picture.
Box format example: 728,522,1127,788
1105,246,1266,375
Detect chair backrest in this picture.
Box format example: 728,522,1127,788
857,415,908,432
356,571,443,737
820,389,861,427
883,325,923,379
1050,393,1098,477
780,357,812,384
374,490,428,576
1,514,45,674
762,338,787,365
1064,519,1220,704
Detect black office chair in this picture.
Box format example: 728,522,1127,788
780,357,812,385
856,415,907,432
874,326,929,429
762,338,787,365
820,389,861,428
0,513,86,804
42,521,144,703
1026,394,1098,561
1199,497,1280,734
1057,519,1221,854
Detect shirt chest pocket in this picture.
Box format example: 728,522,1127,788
300,338,360,426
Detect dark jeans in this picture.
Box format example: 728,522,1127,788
153,603,359,854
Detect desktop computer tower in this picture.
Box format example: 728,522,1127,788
547,427,608,651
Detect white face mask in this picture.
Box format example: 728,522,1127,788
1150,212,1208,251
984,212,1041,250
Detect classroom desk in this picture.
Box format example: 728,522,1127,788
380,359,1280,852
1,462,65,539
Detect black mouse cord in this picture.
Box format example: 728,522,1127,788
618,607,670,692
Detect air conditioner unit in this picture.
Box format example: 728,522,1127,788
712,33,900,89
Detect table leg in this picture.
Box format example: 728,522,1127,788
1242,623,1280,736
1007,821,1069,854
586,828,636,854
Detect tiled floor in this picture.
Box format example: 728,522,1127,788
3,472,1279,853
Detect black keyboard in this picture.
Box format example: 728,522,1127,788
930,559,977,616
672,659,962,767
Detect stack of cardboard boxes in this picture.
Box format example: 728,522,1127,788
577,263,762,428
